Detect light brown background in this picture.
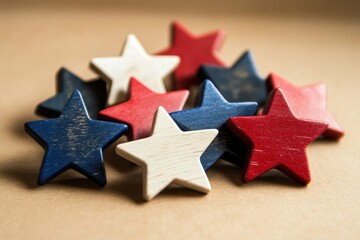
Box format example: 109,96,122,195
0,1,359,239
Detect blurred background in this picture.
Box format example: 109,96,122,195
1,0,359,105
2,0,360,18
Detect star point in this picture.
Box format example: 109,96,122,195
116,107,218,201
91,34,180,105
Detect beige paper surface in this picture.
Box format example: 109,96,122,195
0,1,359,239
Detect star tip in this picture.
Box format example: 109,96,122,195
198,64,208,72
57,66,69,76
24,122,36,135
203,79,213,85
172,20,184,28
226,117,236,126
202,79,216,91
241,174,252,183
299,177,311,186
172,55,181,63
271,87,285,97
126,34,140,44
323,128,345,140
161,55,181,66
120,123,129,132
129,76,140,85
156,106,167,113
89,58,101,67
211,128,219,135
271,87,289,104
115,144,125,154
201,184,211,193
215,29,227,39
311,82,327,95
180,89,190,99
127,33,136,39
243,49,252,55
71,89,82,98
96,179,107,187
268,72,276,78
247,102,260,114
97,108,106,116
143,193,154,202
24,121,31,128
37,177,48,186
240,50,254,62
336,130,346,139
268,72,281,81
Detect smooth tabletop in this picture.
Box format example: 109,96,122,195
0,1,359,239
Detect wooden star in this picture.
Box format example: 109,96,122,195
98,77,189,140
157,21,226,90
116,107,218,201
36,67,107,119
227,88,328,185
91,34,180,105
170,80,258,171
200,51,267,105
267,73,344,139
25,90,128,186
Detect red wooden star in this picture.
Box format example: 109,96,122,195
267,73,344,140
157,21,226,90
227,88,328,185
98,77,189,140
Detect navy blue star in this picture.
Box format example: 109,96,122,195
170,80,258,170
36,67,107,119
199,50,267,105
25,90,128,186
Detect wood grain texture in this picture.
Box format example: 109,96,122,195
267,73,345,139
25,90,128,186
199,50,267,105
98,77,189,140
227,88,328,185
116,107,218,201
157,21,226,90
91,34,180,105
35,67,107,119
170,80,258,170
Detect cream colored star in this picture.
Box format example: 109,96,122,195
91,34,180,105
116,107,218,201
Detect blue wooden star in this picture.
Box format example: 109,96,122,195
170,80,258,170
36,67,107,119
25,90,128,186
199,50,267,105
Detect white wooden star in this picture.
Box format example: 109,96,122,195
116,107,218,201
91,34,180,105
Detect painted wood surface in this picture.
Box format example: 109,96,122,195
200,51,267,105
99,77,189,140
267,73,344,139
227,88,328,185
91,34,180,105
25,90,128,186
170,80,258,170
36,67,107,119
157,21,226,90
116,107,218,201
